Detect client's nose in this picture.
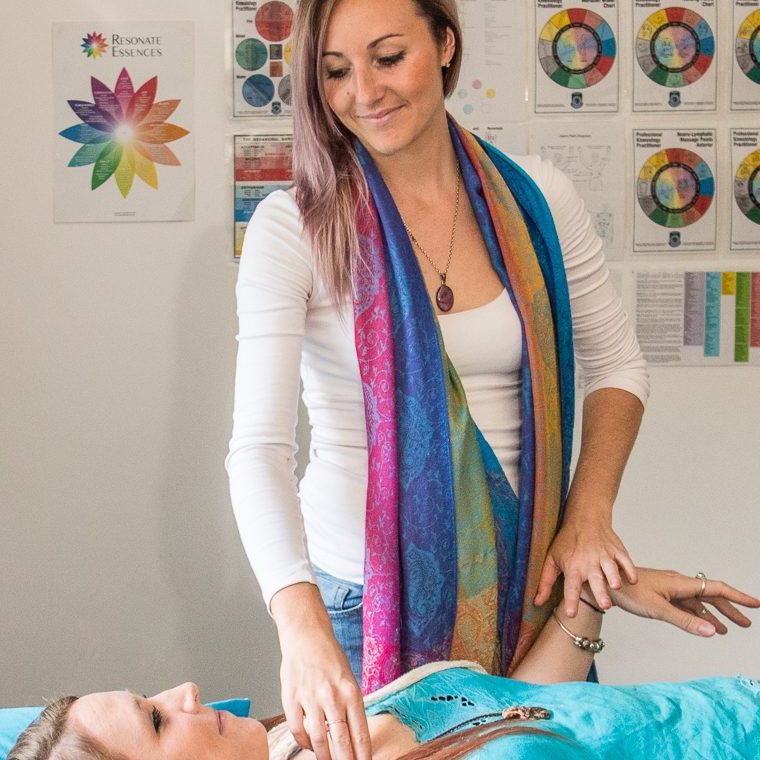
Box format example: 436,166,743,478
153,681,201,712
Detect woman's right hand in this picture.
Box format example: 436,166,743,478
271,583,372,760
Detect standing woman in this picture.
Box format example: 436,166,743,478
226,0,650,758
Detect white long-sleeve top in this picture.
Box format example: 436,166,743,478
226,155,650,610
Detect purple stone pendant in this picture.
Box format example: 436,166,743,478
436,275,454,312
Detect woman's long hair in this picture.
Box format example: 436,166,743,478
264,713,567,760
290,0,463,306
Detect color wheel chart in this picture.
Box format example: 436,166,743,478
637,148,714,228
633,2,717,111
731,128,760,251
732,4,760,110
735,150,760,226
634,129,717,252
535,1,619,113
735,8,760,84
233,0,295,117
538,9,616,89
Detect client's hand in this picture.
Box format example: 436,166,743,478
272,582,371,760
609,568,760,637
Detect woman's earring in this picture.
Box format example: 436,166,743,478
443,60,451,69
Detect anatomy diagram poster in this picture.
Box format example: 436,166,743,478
731,128,760,252
632,1,718,112
234,134,292,260
233,0,295,117
633,270,760,365
633,129,717,253
53,22,194,223
529,124,625,261
449,0,529,127
732,0,760,110
534,0,620,114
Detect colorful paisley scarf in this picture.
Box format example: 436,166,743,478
353,118,575,694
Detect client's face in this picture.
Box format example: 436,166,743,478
67,681,269,760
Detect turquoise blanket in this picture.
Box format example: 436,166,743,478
366,667,760,758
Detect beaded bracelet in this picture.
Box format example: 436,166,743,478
552,611,606,653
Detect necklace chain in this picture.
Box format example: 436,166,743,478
400,161,461,283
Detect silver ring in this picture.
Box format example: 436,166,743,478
696,572,707,600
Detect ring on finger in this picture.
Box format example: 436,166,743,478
699,606,709,616
695,571,707,601
325,719,348,730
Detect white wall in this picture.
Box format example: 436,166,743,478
1,0,759,718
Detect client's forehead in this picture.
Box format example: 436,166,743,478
67,691,147,756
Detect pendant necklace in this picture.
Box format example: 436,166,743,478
401,161,461,313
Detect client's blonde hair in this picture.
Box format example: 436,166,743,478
8,697,126,760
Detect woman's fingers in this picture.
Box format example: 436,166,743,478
346,696,373,760
563,570,584,617
283,698,310,752
587,569,613,610
613,549,638,585
324,715,355,760
703,596,754,628
656,599,716,637
676,599,727,635
303,704,333,760
701,579,760,608
534,555,560,606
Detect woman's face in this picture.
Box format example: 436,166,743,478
66,682,269,760
322,0,454,160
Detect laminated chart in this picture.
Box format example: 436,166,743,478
633,2,717,112
233,0,294,117
234,134,292,260
53,21,195,223
451,0,529,129
633,271,760,365
535,1,619,114
731,128,760,251
529,124,625,260
732,1,760,110
633,129,717,252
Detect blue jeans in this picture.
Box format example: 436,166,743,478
313,566,364,684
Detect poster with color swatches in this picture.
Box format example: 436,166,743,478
534,0,619,114
731,127,760,251
234,134,293,260
732,0,760,111
632,1,717,112
529,123,625,260
449,0,529,127
233,0,295,117
633,271,760,365
633,128,717,253
53,21,195,223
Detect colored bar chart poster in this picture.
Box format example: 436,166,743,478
633,129,717,253
732,0,760,111
633,270,760,365
535,0,620,114
233,0,295,117
53,22,195,223
731,127,760,251
633,1,717,112
529,124,625,260
449,0,529,126
234,134,292,260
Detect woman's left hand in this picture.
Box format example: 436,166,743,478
534,516,638,617
608,567,760,636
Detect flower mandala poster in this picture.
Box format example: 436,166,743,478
53,22,195,222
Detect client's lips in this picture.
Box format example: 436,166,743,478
360,105,401,121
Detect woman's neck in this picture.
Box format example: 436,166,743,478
369,109,460,209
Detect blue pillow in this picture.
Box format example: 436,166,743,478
0,699,250,760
